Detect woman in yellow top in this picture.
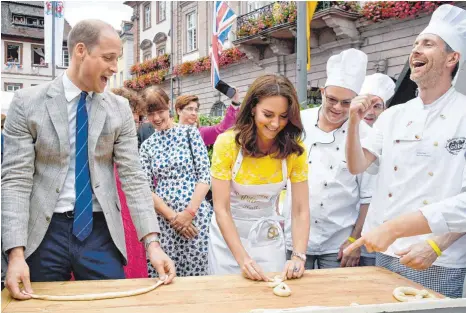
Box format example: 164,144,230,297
208,74,310,281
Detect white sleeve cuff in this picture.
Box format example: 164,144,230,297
419,206,450,235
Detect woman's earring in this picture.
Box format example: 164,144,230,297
251,113,255,116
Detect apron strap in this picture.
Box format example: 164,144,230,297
232,148,243,180
281,159,287,183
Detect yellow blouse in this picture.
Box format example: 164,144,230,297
211,130,308,185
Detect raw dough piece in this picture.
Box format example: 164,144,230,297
23,280,164,301
273,282,291,297
267,275,284,288
393,286,437,302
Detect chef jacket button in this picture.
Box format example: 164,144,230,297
423,200,429,205
396,140,400,143
394,166,398,171
342,130,346,133
56,188,60,193
314,124,318,127
315,220,318,224
336,147,339,151
45,216,51,222
388,193,393,198
415,135,420,140
324,181,328,187
440,114,446,119
330,165,333,169
434,141,438,147
313,143,317,146
428,172,433,176
320,203,323,207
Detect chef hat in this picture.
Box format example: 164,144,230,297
325,49,368,94
360,73,396,105
420,4,466,67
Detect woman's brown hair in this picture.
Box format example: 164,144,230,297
234,74,304,159
142,86,170,113
111,87,146,115
175,95,200,114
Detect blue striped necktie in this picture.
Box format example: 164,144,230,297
73,91,93,241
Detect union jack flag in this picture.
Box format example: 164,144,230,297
211,1,236,88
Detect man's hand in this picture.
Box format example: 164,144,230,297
338,240,360,267
343,223,398,256
146,242,176,284
395,242,439,270
171,210,194,233
5,248,33,300
349,95,378,124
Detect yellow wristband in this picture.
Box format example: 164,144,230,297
348,236,356,243
427,239,442,257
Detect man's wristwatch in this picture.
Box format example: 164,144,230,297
144,234,161,250
291,251,306,262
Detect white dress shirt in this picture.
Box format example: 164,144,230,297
283,107,373,255
54,72,102,213
362,87,466,268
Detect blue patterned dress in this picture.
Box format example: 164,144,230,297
140,124,212,277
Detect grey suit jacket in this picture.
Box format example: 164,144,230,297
1,75,160,262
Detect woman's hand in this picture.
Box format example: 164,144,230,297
171,210,193,231
180,224,199,239
239,256,270,281
282,257,305,280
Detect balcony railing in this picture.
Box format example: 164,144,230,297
236,1,339,40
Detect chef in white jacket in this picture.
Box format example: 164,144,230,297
357,73,396,265
344,4,466,298
283,49,375,269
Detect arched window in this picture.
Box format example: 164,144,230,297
210,101,226,117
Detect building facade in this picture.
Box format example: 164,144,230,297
124,1,172,64
1,1,71,91
126,1,466,115
109,20,134,88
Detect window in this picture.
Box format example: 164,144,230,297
143,3,151,30
210,101,226,117
4,83,22,91
120,71,123,85
143,50,152,61
4,42,22,65
12,14,43,28
12,15,25,25
31,45,46,66
186,11,197,53
157,1,166,23
62,48,69,67
157,46,166,56
247,1,273,13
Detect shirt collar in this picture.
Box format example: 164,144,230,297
62,71,94,103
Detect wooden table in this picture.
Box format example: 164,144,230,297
1,267,444,313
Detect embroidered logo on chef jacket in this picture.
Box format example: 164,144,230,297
445,137,466,155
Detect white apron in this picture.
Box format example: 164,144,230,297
208,149,287,274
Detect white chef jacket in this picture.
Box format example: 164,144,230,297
283,107,374,255
362,87,466,268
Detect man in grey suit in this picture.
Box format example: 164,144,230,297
1,19,175,300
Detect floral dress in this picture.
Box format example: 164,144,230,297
140,124,212,277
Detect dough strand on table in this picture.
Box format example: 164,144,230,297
273,282,291,297
23,280,164,301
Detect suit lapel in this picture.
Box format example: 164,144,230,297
45,76,70,157
88,94,107,174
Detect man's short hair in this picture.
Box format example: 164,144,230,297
67,19,114,58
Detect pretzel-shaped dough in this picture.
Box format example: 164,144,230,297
267,275,284,288
273,282,291,297
23,280,164,301
393,286,438,302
